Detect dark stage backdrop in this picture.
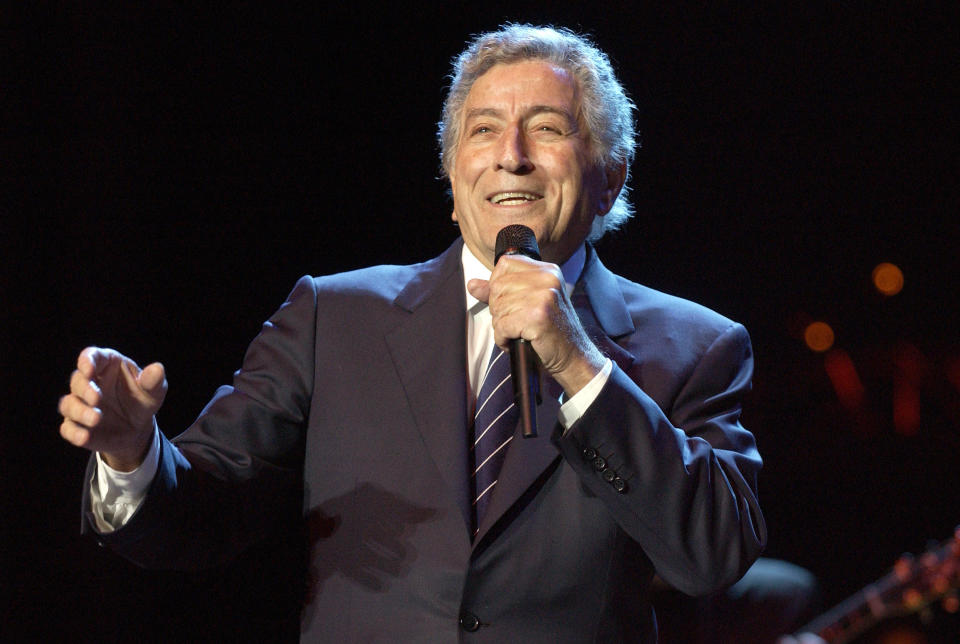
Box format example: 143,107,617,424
6,4,959,641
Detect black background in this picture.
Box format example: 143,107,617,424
5,3,959,641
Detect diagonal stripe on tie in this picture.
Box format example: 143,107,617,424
471,345,519,534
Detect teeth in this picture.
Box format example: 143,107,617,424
492,192,540,204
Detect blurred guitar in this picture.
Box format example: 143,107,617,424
795,526,960,644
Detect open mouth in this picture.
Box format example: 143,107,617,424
489,191,543,205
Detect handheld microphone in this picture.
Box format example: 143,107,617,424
494,224,542,438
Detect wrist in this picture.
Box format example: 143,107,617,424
552,345,606,397
101,424,155,472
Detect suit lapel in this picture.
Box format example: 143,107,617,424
385,240,473,534
473,245,637,545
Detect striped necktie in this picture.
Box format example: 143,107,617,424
471,345,518,534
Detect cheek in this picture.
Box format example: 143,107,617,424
454,151,484,183
450,174,473,206
554,165,588,204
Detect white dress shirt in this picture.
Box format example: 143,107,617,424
91,245,612,532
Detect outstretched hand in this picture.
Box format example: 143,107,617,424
59,346,167,471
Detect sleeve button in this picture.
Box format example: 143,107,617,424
612,477,627,493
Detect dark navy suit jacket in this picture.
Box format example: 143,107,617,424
84,239,766,642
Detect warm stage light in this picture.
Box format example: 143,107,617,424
893,379,921,436
945,594,960,614
872,262,904,296
824,348,865,410
804,321,835,353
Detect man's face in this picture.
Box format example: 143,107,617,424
450,60,620,268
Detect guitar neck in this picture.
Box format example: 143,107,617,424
799,570,907,644
796,531,960,644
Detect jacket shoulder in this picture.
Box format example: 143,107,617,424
309,263,421,301
615,275,740,332
302,241,461,307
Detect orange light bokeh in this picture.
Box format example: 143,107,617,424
893,379,921,436
824,348,865,410
872,262,904,296
804,321,835,353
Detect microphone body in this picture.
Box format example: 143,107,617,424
494,225,542,438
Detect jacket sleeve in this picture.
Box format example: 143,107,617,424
554,322,766,595
82,275,318,571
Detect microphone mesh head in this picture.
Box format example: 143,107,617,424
494,225,541,264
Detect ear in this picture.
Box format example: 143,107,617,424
448,173,459,222
596,161,627,216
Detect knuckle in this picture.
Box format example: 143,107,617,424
61,421,82,446
85,383,101,405
71,374,88,395
530,307,550,326
65,396,81,418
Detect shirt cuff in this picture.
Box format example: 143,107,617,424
89,427,160,533
557,358,612,433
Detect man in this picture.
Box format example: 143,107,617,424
59,24,766,641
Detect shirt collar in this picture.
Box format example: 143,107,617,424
461,242,586,313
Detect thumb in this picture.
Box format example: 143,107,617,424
467,278,490,303
138,362,168,402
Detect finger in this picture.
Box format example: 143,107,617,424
69,368,89,396
58,393,101,428
138,362,167,397
118,355,142,389
60,418,92,448
492,253,541,275
69,369,102,405
505,263,564,289
81,346,137,380
466,278,490,303
77,346,103,379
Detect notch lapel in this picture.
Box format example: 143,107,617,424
385,240,473,534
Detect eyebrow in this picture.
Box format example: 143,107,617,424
464,105,575,122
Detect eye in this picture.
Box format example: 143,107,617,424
471,125,493,136
534,124,563,135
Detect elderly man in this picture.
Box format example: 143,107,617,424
59,25,766,641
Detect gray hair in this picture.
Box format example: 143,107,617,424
438,24,637,241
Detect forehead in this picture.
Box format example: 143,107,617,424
463,60,580,114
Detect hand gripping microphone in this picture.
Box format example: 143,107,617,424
494,224,542,438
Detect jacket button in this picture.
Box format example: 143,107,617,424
459,610,481,632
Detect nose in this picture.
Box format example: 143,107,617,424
496,126,533,174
